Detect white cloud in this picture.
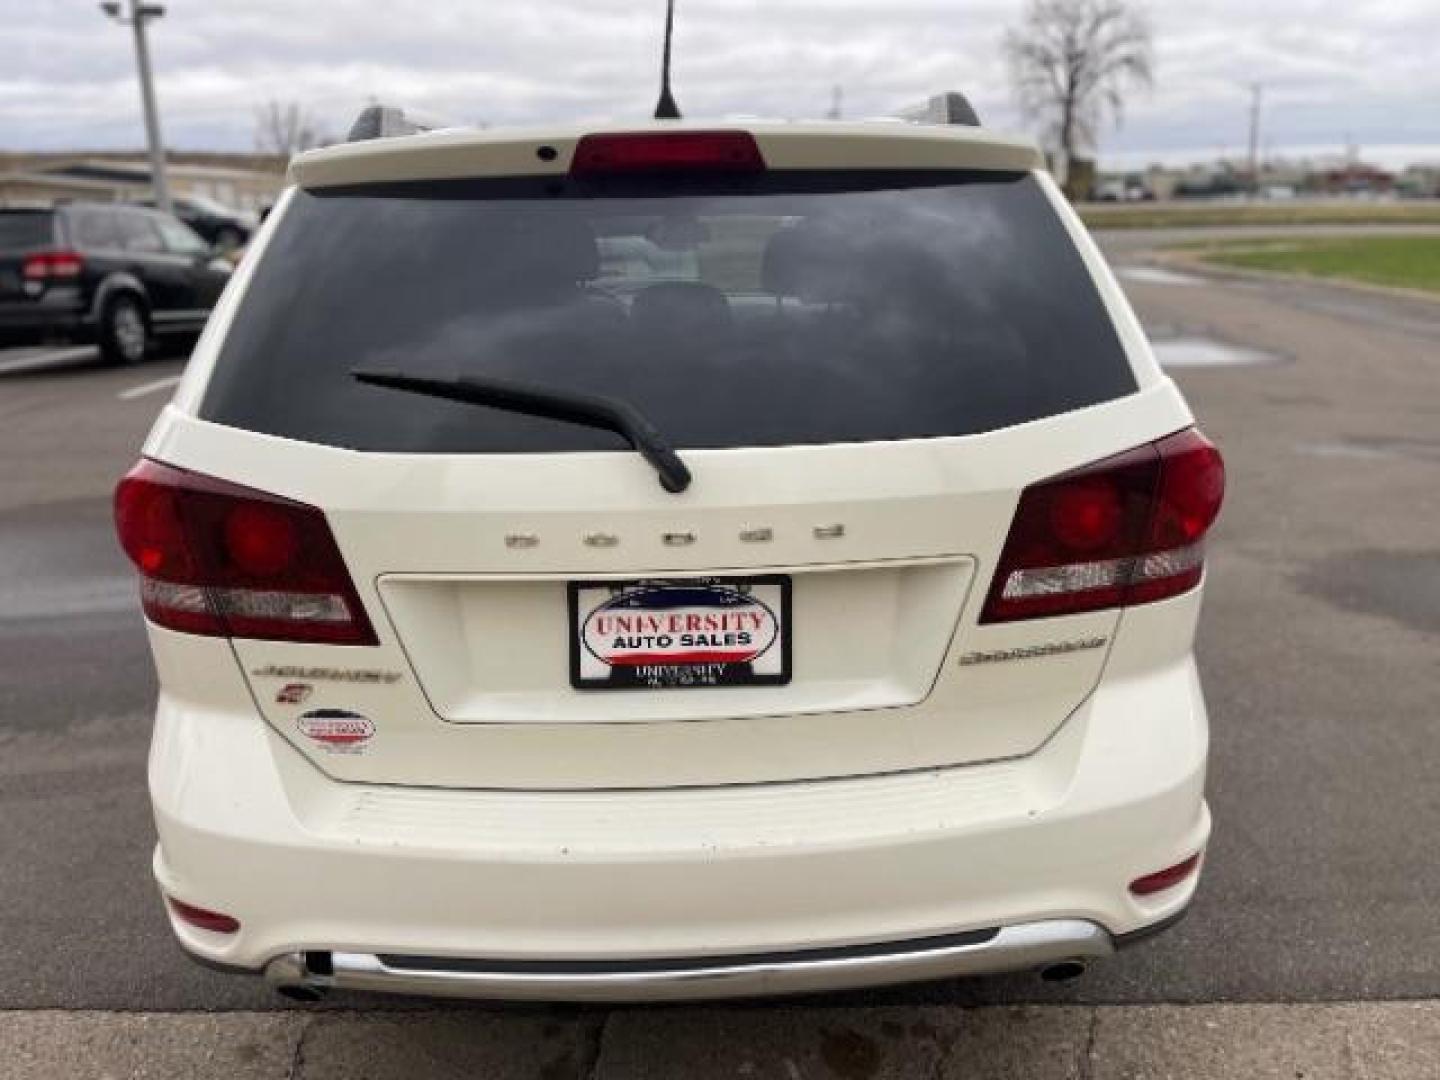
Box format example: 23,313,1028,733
4,0,1437,164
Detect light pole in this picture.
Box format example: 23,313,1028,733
100,0,172,216
1246,82,1264,198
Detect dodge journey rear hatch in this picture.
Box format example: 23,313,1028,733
135,128,1181,790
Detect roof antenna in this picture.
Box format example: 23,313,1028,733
653,0,682,120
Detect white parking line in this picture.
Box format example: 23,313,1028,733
0,346,97,375
1116,264,1207,287
117,374,182,401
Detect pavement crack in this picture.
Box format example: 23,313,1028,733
578,1010,611,1080
1077,1007,1099,1080
928,1030,955,1080
287,1015,314,1080
1343,1027,1365,1080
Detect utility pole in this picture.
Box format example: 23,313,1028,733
100,0,172,215
826,85,844,121
1246,82,1263,197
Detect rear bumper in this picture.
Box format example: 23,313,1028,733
147,591,1210,1000
260,919,1124,1003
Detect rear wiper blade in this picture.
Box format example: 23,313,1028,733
352,368,692,494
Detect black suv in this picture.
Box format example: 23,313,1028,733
0,203,231,364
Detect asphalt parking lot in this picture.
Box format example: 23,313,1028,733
1,238,1437,1075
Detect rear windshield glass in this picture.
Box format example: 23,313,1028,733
203,170,1135,452
0,212,55,250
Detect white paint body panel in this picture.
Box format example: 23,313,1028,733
138,121,1212,994
151,594,1208,972
146,376,1189,789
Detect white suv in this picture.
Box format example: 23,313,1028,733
115,120,1224,1002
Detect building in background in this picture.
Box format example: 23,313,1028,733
0,153,284,210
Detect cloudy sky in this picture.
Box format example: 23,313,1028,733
7,1,1439,166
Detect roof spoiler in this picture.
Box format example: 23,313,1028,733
895,92,981,128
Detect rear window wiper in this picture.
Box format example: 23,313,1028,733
351,368,692,494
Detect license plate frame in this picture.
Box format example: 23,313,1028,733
568,575,792,691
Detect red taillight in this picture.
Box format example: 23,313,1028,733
570,131,765,176
1129,853,1203,897
981,428,1225,623
22,249,84,281
114,460,377,645
223,502,300,578
167,896,241,934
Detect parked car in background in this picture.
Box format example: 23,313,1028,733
139,193,257,249
0,202,231,364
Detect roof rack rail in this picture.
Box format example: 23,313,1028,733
346,105,458,143
895,92,981,128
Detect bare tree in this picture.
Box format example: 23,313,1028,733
253,101,330,157
1003,0,1153,191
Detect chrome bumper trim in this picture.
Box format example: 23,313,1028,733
262,919,1116,1003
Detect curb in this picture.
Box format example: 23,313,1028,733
3,1001,1438,1079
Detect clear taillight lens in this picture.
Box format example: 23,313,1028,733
114,460,377,645
981,428,1225,623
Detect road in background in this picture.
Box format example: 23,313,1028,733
1,251,1437,1014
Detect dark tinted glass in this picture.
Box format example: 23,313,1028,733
204,171,1135,452
0,211,56,250
154,215,208,255
68,209,121,250
115,212,164,253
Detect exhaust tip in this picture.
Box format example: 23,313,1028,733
1039,959,1088,983
263,952,330,1002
